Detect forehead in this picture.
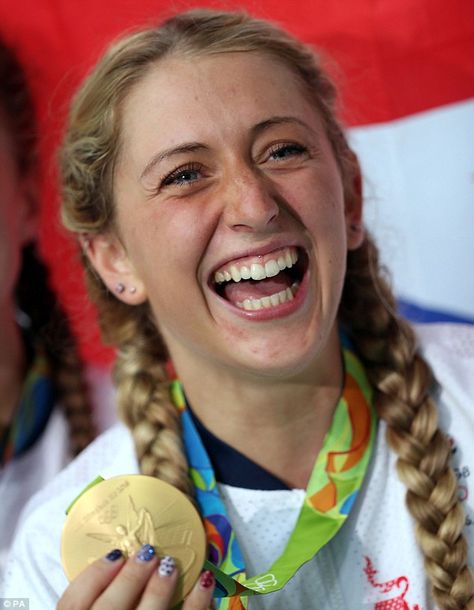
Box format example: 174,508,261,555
118,52,318,153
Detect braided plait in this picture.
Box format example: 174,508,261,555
339,236,474,609
83,266,193,499
15,244,95,455
115,329,193,498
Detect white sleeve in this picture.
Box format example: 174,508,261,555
1,491,70,609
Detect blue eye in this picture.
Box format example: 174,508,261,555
162,164,202,187
269,143,307,161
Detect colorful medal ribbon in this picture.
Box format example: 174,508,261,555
171,346,376,608
0,349,55,466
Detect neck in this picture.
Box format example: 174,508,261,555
173,327,344,489
0,303,26,427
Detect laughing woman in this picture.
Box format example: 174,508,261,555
3,9,474,610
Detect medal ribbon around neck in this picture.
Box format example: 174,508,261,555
171,346,377,608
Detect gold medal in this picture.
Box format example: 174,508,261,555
61,474,207,605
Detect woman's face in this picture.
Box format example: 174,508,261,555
98,52,362,380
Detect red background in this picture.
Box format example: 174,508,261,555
1,0,473,365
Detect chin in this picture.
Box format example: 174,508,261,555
223,333,328,381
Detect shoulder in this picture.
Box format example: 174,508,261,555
19,422,137,523
1,423,138,605
415,322,474,378
414,322,474,428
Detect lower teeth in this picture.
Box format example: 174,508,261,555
236,282,299,311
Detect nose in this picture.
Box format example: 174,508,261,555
222,166,279,233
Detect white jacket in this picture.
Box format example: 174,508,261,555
2,324,473,610
0,365,116,574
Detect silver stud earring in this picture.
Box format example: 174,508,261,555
129,286,137,294
115,283,126,294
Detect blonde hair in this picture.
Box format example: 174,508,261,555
60,9,473,607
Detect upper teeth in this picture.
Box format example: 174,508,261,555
214,247,298,284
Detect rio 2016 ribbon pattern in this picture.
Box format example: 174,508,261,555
172,345,377,609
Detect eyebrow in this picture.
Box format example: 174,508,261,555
140,142,208,181
140,115,315,181
251,115,315,138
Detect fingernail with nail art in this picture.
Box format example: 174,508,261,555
136,544,156,562
105,549,123,562
158,555,176,576
200,570,214,590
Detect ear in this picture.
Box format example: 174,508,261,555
80,232,147,305
344,153,364,251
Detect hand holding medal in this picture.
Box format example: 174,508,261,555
60,475,210,609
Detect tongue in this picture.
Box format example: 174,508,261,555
223,274,292,304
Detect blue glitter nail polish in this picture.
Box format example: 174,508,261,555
105,549,123,561
136,544,156,562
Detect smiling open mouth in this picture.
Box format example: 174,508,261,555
211,246,308,311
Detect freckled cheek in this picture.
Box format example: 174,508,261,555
131,210,214,297
164,207,219,278
285,175,345,226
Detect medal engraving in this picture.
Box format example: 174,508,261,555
86,495,197,572
62,475,206,605
73,479,130,531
